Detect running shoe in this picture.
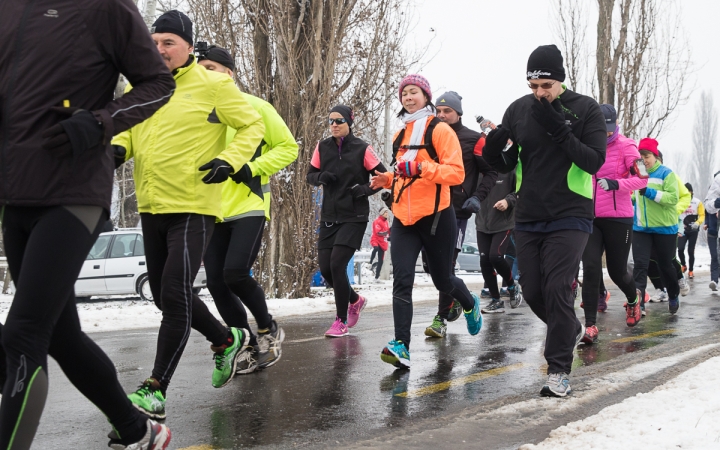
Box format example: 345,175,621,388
508,284,523,309
236,345,259,374
211,327,249,388
424,315,447,338
581,325,599,344
108,419,171,450
641,303,647,317
597,290,610,312
480,288,491,298
324,316,349,337
346,296,367,328
380,339,410,369
711,280,718,291
575,324,585,348
626,293,642,327
650,288,668,303
128,378,166,420
499,287,511,298
681,265,687,273
678,274,690,296
447,300,463,322
669,296,680,314
540,373,572,397
257,320,285,369
688,271,694,279
464,293,483,335
481,298,505,314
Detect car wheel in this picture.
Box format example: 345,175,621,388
137,274,153,302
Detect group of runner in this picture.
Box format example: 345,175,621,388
1,3,718,449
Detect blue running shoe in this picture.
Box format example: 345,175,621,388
669,296,680,314
464,293,483,335
380,340,410,369
480,288,491,298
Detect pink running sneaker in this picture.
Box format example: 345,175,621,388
346,296,367,328
324,317,349,337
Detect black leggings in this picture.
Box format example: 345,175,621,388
391,207,474,348
477,230,515,299
648,251,683,291
318,245,359,322
204,216,272,346
1,206,146,449
633,232,680,301
677,230,699,271
141,213,229,393
581,219,637,326
370,246,385,279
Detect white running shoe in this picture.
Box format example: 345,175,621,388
710,281,718,292
678,274,690,296
650,288,668,303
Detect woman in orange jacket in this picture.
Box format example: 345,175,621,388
370,74,482,369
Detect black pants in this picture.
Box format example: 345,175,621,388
318,245,358,322
204,216,272,346
516,229,588,375
141,213,229,393
677,230,699,271
1,206,146,449
436,218,468,319
391,208,474,348
477,230,515,299
710,234,719,283
370,246,385,279
633,232,680,301
581,219,637,326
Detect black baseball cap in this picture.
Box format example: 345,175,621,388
600,104,617,132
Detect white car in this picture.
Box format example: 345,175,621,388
75,229,207,301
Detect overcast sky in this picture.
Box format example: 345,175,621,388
401,0,719,183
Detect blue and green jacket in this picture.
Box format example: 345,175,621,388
633,161,679,234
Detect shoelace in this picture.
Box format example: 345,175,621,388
213,351,227,370
432,317,444,328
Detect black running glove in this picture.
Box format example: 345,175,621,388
199,158,234,184
230,164,253,184
597,178,619,191
639,187,647,197
350,184,373,199
462,196,482,214
531,98,572,141
113,145,126,169
484,126,512,155
318,172,337,185
41,108,104,157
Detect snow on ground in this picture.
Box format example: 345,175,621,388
522,350,720,449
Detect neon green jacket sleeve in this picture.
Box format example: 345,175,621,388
215,78,265,171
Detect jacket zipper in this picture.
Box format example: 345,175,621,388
613,191,617,210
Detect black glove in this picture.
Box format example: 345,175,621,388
484,126,512,155
531,98,571,140
639,187,647,197
113,145,126,169
715,198,720,209
41,108,104,157
318,172,337,185
199,158,234,184
380,190,393,209
597,178,619,191
350,184,373,199
462,196,482,214
230,164,253,184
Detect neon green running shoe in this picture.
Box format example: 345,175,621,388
211,327,249,388
424,315,447,338
128,378,166,420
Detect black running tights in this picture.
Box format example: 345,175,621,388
0,206,146,449
318,245,359,322
633,232,680,301
370,246,385,279
477,230,515,299
677,230,699,271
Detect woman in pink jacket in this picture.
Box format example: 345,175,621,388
581,104,648,344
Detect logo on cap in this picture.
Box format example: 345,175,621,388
527,70,552,79
44,9,59,18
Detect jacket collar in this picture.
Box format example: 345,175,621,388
172,54,196,79
449,119,463,132
648,161,662,174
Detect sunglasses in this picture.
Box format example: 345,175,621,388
328,118,347,125
528,81,557,90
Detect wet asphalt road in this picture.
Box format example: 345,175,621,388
32,274,720,449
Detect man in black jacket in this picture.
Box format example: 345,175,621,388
483,45,606,397
0,0,175,448
423,91,498,338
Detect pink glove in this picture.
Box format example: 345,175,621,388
396,161,422,178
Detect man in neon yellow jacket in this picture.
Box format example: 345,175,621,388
198,46,298,373
111,11,265,420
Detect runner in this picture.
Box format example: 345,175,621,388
704,172,720,291
426,91,498,335
678,184,704,279
369,208,391,281
631,138,681,315
0,0,175,448
307,105,386,337
483,45,606,397
580,104,646,343
198,46,298,373
370,74,483,368
113,11,265,419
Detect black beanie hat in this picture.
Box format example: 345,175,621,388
199,46,235,71
330,105,354,128
527,44,565,82
151,10,193,46
685,182,693,193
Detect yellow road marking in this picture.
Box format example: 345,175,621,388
395,363,526,398
611,329,676,343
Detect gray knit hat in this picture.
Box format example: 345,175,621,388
436,91,463,115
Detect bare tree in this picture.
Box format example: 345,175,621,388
686,91,718,193
553,0,590,92
188,0,417,298
555,0,693,139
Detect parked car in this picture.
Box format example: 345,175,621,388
455,243,481,272
75,229,206,301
